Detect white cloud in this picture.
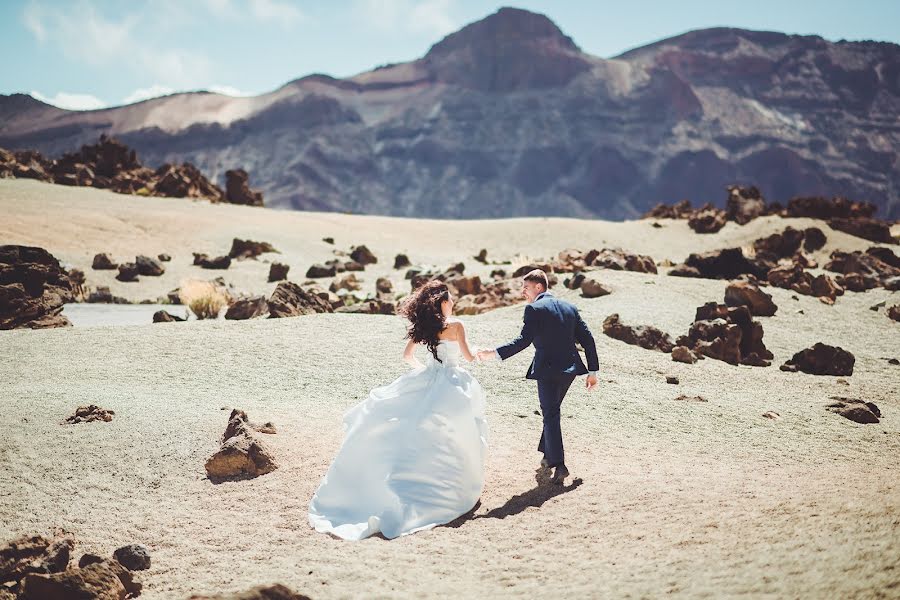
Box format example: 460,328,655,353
249,0,305,25
121,85,176,105
21,2,211,89
30,90,107,111
357,0,456,37
207,84,254,97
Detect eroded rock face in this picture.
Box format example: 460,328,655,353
676,303,773,366
225,169,264,206
267,282,333,317
602,313,674,352
780,343,855,376
827,397,881,424
0,245,76,330
205,409,277,479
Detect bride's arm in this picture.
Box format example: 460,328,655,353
454,322,476,363
403,339,424,368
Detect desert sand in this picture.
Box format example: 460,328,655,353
1,178,899,598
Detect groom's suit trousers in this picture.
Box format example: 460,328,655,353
536,372,576,466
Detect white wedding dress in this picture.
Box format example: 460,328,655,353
308,340,489,540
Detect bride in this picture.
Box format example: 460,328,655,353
308,280,489,540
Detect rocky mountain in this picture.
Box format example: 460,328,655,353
1,7,898,219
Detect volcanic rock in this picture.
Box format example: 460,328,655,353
780,343,855,376
267,282,333,317
229,238,277,260
394,254,411,269
828,217,896,244
152,310,184,323
193,253,231,270
305,263,336,278
676,303,773,366
268,263,289,282
0,534,73,584
0,245,76,329
205,409,277,479
224,296,269,320
671,345,698,364
135,255,164,276
688,205,727,234
65,405,114,424
91,253,118,270
188,583,312,600
350,245,377,265
225,169,264,206
670,247,768,280
602,314,674,352
826,397,881,424
724,281,777,316
725,185,766,225
581,278,611,298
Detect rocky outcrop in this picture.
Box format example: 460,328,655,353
225,169,264,206
602,314,674,352
589,248,657,274
675,303,773,366
267,282,333,317
20,558,141,600
766,263,844,303
688,205,727,234
0,245,75,330
828,217,897,244
0,534,73,585
785,196,877,220
780,343,855,376
205,409,277,479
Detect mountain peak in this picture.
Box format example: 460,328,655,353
423,7,590,92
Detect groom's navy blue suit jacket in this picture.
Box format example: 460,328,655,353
497,292,599,380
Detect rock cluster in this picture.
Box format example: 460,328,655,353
675,303,773,366
0,534,145,600
205,409,278,480
824,247,900,292
267,282,333,318
0,245,76,330
0,135,262,204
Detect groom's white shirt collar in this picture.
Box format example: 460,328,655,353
535,291,552,301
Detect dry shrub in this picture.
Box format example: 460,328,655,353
179,279,228,319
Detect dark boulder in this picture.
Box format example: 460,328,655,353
224,169,264,206
268,263,289,282
267,282,333,318
91,253,118,270
135,255,164,276
229,238,277,259
602,314,674,352
0,245,76,329
780,343,855,376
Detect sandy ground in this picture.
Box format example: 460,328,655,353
1,179,899,598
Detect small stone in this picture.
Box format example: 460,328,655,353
674,395,707,402
671,346,697,364
322,237,334,244
762,411,781,420
666,376,679,384
157,253,171,262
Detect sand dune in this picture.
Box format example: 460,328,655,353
1,179,898,598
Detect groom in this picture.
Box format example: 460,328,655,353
478,269,599,484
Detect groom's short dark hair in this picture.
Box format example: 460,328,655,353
523,269,548,290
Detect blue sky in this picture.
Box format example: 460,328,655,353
2,0,898,110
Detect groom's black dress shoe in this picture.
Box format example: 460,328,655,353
550,465,569,484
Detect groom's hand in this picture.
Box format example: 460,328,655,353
476,350,496,362
585,374,598,390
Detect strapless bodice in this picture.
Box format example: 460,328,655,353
433,340,461,368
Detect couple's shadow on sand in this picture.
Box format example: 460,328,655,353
445,467,583,529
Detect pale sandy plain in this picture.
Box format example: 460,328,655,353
1,178,899,599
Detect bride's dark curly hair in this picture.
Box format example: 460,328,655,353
398,280,450,363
